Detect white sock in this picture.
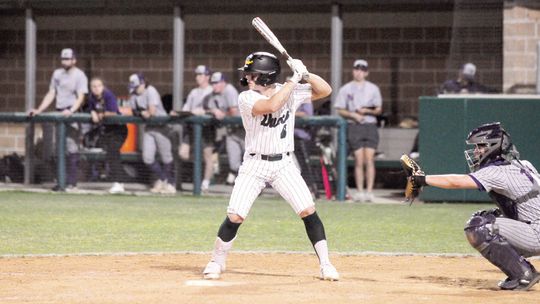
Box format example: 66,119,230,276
212,237,235,268
314,240,331,266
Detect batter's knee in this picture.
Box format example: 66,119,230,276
299,206,316,218
227,213,244,224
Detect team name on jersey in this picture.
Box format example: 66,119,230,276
260,110,290,128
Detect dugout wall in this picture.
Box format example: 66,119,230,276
419,95,540,202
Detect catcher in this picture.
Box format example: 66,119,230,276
401,122,540,291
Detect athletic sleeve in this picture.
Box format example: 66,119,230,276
225,85,239,108
103,90,119,113
373,85,382,107
49,70,59,91
76,71,88,95
182,90,195,111
470,166,508,192
333,85,347,109
146,86,161,107
238,91,256,118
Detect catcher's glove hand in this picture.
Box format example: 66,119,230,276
400,154,427,205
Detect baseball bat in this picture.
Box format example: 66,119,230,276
252,17,292,61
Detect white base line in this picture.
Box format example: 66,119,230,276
0,250,482,259
1,250,538,260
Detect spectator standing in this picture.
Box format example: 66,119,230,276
335,59,382,202
439,62,492,94
87,77,128,194
29,48,88,192
179,65,213,191
127,73,176,194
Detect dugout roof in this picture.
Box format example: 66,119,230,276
0,0,503,15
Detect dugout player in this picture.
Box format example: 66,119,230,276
29,48,88,192
127,73,176,194
409,122,540,291
87,77,128,194
335,59,382,202
202,52,339,281
179,65,213,191
207,72,244,185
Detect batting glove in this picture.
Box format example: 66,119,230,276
287,59,308,75
289,71,303,84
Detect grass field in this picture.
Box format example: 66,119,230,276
0,192,490,255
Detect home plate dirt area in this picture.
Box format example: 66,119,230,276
0,252,538,304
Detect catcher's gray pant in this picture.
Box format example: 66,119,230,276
226,134,245,173
142,128,173,165
227,152,314,219
490,218,540,257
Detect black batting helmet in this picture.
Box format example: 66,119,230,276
464,122,518,172
239,52,280,86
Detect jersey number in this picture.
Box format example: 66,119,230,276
280,124,287,139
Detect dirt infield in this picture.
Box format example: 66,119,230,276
0,253,538,304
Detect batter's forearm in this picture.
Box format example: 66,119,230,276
307,73,332,101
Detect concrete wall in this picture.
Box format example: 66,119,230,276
0,8,503,156
503,2,540,93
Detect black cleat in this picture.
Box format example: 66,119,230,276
515,272,540,291
499,272,540,291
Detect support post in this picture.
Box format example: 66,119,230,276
173,5,185,110
330,3,343,115
24,7,37,184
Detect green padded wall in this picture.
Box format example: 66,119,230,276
419,96,540,202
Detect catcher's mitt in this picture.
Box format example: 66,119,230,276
400,154,426,205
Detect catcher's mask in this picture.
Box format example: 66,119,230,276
239,52,280,87
464,122,517,172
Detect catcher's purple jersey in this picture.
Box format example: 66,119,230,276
470,160,540,256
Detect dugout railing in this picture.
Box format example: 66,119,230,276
0,113,348,201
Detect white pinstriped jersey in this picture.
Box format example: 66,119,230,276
470,160,540,223
238,83,311,155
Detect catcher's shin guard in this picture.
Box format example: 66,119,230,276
464,215,535,283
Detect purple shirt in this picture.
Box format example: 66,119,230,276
88,88,120,114
294,102,313,140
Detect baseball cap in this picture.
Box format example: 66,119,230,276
461,63,476,77
60,48,76,59
128,73,145,94
353,59,368,70
194,65,211,75
210,72,226,84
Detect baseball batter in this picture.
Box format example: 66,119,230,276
203,52,339,281
409,122,540,291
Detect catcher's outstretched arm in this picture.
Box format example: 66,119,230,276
425,174,478,189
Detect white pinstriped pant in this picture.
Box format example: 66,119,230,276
227,153,314,219
489,218,540,257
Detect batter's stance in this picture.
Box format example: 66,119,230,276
203,52,339,281
409,122,540,291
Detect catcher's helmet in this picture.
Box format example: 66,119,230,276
464,122,517,172
239,52,280,86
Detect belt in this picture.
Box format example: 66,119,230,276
250,152,290,161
